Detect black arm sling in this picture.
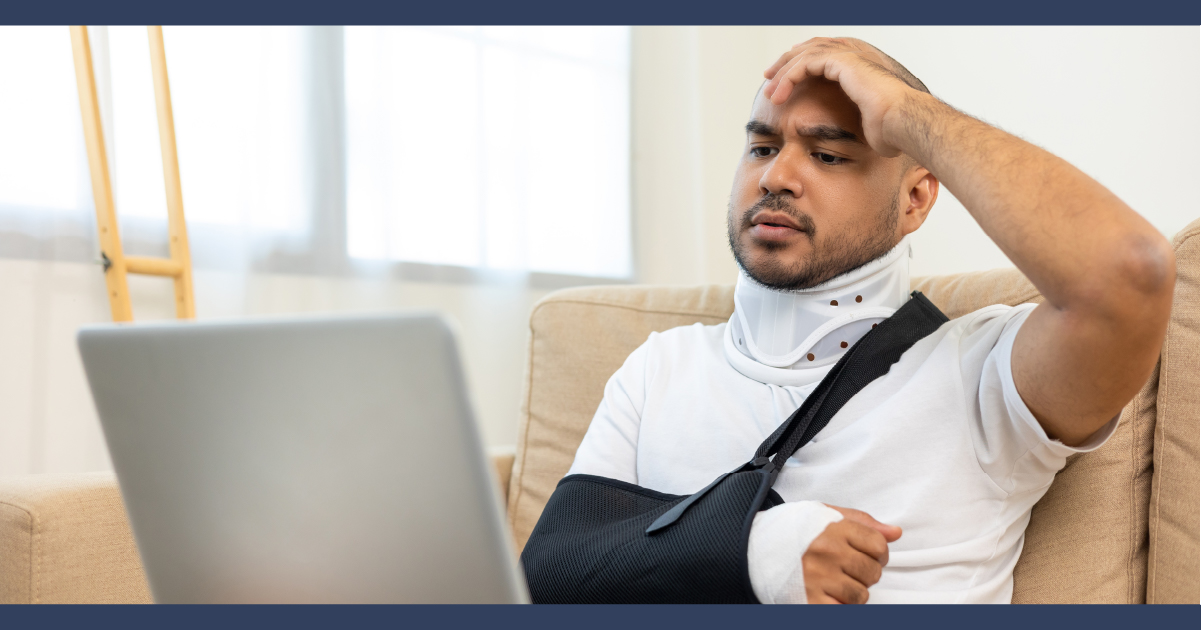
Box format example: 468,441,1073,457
519,292,949,604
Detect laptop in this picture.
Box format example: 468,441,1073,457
77,312,530,604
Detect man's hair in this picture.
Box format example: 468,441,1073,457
874,49,930,95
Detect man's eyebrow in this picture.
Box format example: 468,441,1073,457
745,120,778,136
797,125,862,144
745,120,862,144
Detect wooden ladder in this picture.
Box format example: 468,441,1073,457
69,25,195,322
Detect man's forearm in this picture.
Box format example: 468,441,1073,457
882,91,1175,442
882,93,1175,315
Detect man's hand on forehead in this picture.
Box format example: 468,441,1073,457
760,37,928,158
755,38,1175,451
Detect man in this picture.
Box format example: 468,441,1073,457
565,38,1176,603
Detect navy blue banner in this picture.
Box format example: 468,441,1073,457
6,604,1201,630
3,0,1200,25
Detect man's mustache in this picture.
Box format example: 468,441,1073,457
740,194,816,235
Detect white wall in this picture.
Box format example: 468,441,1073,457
2,26,1197,475
631,26,1200,283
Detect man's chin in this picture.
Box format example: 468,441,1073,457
737,254,814,290
729,232,823,289
745,236,813,264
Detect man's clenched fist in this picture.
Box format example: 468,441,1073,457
803,506,902,604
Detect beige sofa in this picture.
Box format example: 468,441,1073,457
2,220,1197,604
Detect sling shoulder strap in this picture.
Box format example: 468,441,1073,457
645,291,948,534
757,290,950,467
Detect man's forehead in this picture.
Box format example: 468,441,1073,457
749,79,864,138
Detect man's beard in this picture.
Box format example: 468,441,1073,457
727,193,900,291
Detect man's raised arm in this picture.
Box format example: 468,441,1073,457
763,38,1176,446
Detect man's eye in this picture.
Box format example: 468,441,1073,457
750,147,776,158
814,152,846,165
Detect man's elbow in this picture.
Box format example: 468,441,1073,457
1083,230,1176,324
1116,231,1177,298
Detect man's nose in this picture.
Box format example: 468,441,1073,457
759,148,804,198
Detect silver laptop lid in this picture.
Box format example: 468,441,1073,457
78,312,528,604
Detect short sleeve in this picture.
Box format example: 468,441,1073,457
565,334,653,485
966,304,1118,494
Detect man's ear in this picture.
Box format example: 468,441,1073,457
900,167,938,236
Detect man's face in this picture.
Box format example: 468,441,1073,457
728,78,909,290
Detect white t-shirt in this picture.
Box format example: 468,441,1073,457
567,303,1117,604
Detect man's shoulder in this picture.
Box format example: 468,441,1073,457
845,301,1038,381
639,321,728,361
883,301,1039,388
940,302,1038,344
651,320,727,340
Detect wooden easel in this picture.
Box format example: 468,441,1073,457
69,25,195,322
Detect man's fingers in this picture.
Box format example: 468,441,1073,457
765,43,827,98
769,49,846,105
764,41,899,108
804,516,885,605
763,38,825,79
827,505,903,542
841,547,885,588
764,53,805,100
764,42,831,97
825,575,871,605
842,520,890,566
767,53,814,104
763,49,800,80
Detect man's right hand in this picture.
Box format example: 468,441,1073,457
803,506,901,604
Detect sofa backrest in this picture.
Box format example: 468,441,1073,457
506,220,1199,604
1146,219,1199,603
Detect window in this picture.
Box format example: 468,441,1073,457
148,26,311,234
344,26,631,278
116,25,314,263
0,26,88,215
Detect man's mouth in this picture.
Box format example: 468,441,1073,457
748,211,806,241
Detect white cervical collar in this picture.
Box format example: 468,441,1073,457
727,236,912,372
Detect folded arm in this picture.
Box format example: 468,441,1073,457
765,39,1176,445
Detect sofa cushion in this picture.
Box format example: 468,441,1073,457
0,472,151,604
1146,219,1200,604
509,258,1171,602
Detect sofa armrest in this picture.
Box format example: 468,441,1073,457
0,472,151,604
491,449,516,505
0,453,517,604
